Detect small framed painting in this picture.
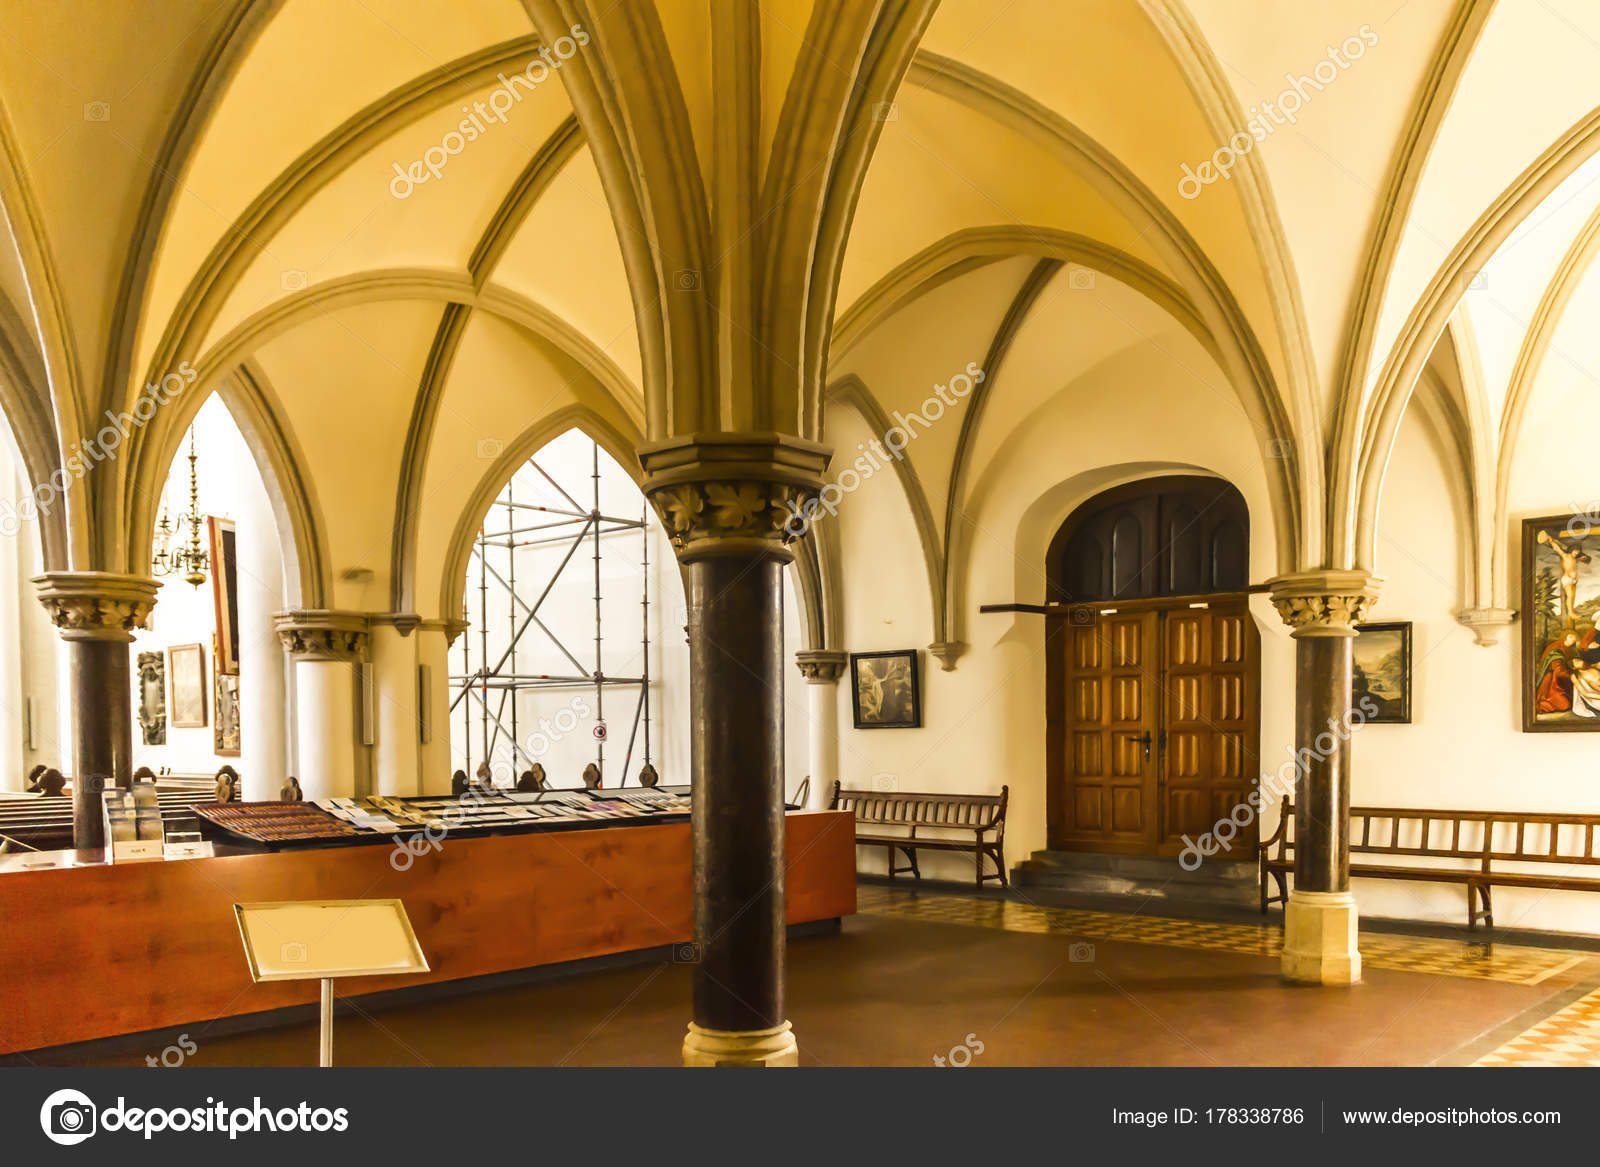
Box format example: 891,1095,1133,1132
850,650,921,729
214,671,241,756
1524,513,1600,732
1352,622,1411,724
168,643,208,728
208,516,240,676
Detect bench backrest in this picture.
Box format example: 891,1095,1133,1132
829,783,1008,834
1268,797,1600,868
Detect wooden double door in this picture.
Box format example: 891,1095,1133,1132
1046,597,1260,856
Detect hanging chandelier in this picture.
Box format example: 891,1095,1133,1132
152,427,209,587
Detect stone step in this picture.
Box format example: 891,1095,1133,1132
1011,849,1259,907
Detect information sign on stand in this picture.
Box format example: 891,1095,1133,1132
233,899,430,1066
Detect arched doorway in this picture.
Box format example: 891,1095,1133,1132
1044,475,1260,856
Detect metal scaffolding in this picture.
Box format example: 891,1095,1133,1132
450,439,654,787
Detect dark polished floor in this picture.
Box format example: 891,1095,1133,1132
33,886,1600,1068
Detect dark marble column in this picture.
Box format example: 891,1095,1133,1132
643,434,828,1067
1268,570,1379,985
1293,635,1353,894
33,573,161,849
687,552,786,1033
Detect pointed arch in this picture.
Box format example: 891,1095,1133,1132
435,404,643,621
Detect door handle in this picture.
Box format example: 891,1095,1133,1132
1137,731,1153,760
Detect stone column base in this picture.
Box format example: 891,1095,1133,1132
1282,890,1361,985
682,1021,798,1067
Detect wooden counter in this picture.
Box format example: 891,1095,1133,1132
0,809,857,1056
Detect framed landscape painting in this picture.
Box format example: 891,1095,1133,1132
850,650,921,729
1523,513,1600,732
1352,622,1411,724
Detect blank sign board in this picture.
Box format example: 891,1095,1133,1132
234,899,430,982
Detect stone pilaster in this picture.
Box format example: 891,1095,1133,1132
642,434,828,1069
32,572,162,848
1267,569,1380,986
795,649,847,811
274,610,370,799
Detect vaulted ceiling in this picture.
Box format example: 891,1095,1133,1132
0,0,1594,620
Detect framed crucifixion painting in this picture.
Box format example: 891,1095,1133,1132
1524,513,1600,732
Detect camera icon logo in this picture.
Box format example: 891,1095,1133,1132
40,1088,97,1145
673,269,700,292
475,437,504,461
281,940,308,963
672,942,700,963
1069,941,1095,963
1068,267,1097,291
83,101,111,122
280,269,308,292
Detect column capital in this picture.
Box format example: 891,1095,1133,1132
274,609,370,660
927,640,968,671
32,571,161,642
1266,570,1381,638
639,432,829,564
795,648,848,684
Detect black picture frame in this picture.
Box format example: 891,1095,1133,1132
1522,513,1600,733
849,650,922,729
1352,621,1412,724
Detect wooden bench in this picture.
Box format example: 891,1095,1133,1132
829,781,1008,887
1259,797,1600,929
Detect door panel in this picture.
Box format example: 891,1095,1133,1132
1053,611,1158,852
1158,601,1260,855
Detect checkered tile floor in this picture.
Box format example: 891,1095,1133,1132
854,885,1591,986
1476,989,1600,1066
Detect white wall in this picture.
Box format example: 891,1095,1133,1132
828,337,1286,882
0,432,62,787
814,256,1600,937
1334,388,1600,934
130,395,287,781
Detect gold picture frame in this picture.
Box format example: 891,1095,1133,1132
168,642,207,728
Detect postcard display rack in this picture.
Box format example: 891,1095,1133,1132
102,782,216,862
191,786,695,850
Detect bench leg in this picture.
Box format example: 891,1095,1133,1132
886,844,896,883
1466,883,1495,930
1263,870,1287,913
904,846,921,882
